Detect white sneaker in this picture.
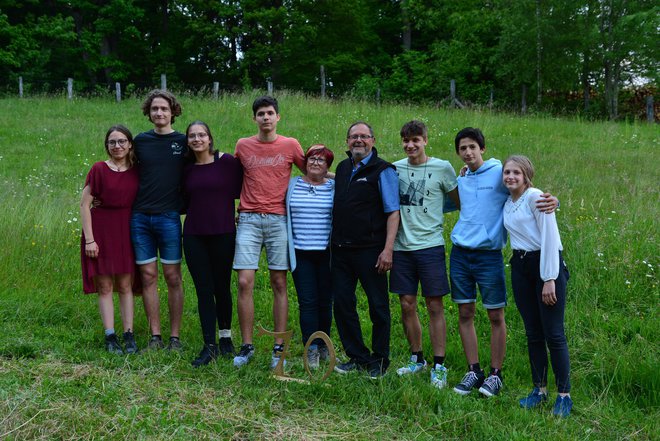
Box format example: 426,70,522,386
430,364,448,389
233,344,255,368
396,354,427,376
306,346,320,369
270,344,287,370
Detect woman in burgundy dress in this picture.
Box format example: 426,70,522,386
80,125,140,354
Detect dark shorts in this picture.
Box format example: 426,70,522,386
390,245,450,297
130,211,182,265
450,245,507,309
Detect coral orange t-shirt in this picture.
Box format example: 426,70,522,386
235,135,304,215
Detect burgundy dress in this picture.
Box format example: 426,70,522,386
81,162,139,294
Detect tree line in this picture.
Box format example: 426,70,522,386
1,0,657,120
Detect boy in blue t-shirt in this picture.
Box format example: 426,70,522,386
450,127,557,397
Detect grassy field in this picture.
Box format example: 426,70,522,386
0,92,657,440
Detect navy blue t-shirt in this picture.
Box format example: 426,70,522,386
132,129,188,213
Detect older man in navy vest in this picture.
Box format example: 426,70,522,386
332,121,400,379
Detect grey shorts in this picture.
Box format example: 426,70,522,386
233,213,288,270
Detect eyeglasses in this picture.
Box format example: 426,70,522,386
107,139,128,147
307,157,327,165
188,133,209,140
348,134,373,141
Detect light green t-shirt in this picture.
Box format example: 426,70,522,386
393,157,458,251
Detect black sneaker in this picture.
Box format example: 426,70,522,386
453,369,486,395
334,359,359,374
478,374,503,397
167,336,183,351
367,365,386,380
218,337,235,357
105,333,124,354
318,345,330,361
144,335,164,351
123,331,138,354
191,344,219,368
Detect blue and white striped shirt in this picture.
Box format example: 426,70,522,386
289,177,333,250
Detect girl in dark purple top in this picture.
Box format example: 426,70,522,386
182,120,243,367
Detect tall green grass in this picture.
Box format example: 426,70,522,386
0,93,657,440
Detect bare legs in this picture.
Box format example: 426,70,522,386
96,274,134,332
237,268,288,345
458,303,506,369
399,295,447,358
139,262,183,337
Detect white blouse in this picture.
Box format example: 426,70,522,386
503,188,563,281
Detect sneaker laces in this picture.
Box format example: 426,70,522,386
460,371,479,387
406,360,419,370
483,375,502,390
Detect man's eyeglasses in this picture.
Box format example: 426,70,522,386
107,139,129,147
307,157,326,164
348,134,373,141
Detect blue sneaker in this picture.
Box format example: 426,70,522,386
519,387,548,409
233,344,255,367
553,395,573,417
430,364,448,389
396,354,427,376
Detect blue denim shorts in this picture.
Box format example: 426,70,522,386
130,211,182,265
233,213,288,270
390,246,450,297
449,245,507,309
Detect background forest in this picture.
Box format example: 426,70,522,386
0,0,658,119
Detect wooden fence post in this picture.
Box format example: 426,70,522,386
647,96,654,123
19,76,23,98
267,78,273,95
67,78,73,100
115,82,121,102
161,74,167,91
489,87,494,110
450,79,464,108
320,65,326,98
213,82,219,99
521,84,527,114
376,88,381,106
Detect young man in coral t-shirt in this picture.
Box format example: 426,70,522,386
232,96,305,369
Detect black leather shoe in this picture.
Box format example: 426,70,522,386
191,344,219,367
219,337,235,357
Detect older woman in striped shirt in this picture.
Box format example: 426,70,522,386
286,144,335,368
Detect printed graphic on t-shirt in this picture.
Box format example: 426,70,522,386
243,153,287,169
399,170,430,207
171,142,184,155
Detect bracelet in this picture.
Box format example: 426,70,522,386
86,240,95,245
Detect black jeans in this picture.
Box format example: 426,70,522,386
331,245,390,371
511,250,571,393
291,248,332,347
183,234,235,345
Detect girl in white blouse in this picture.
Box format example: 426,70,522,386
502,155,572,417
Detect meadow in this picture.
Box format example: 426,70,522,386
0,93,657,440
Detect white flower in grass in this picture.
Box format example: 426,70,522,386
625,280,631,285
